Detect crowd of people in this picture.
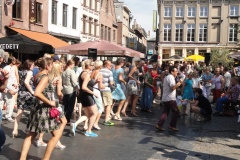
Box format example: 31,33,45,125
0,54,240,159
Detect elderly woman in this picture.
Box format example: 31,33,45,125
62,59,78,124
202,67,213,99
140,65,154,112
212,67,224,103
90,60,105,130
121,57,141,117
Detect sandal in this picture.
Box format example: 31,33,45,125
114,115,122,121
55,141,66,149
121,111,128,117
131,111,138,117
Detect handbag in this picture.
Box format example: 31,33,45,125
211,84,215,90
49,108,60,121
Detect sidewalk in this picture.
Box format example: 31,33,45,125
149,96,240,160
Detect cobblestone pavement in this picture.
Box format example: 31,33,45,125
0,99,240,160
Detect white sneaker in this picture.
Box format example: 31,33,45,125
7,117,14,123
36,140,47,147
237,134,240,138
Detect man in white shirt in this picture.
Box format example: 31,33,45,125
156,66,183,131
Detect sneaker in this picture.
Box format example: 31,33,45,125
55,142,66,150
103,121,114,126
36,140,47,147
93,125,101,130
85,131,98,137
7,117,14,123
237,134,240,138
70,123,76,136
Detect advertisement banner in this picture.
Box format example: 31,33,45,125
152,10,157,31
29,0,36,24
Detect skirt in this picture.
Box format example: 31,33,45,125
112,84,126,101
126,80,139,95
93,88,104,113
26,103,59,133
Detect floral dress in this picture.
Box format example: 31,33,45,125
26,74,59,133
17,70,36,110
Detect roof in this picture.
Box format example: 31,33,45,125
8,27,70,48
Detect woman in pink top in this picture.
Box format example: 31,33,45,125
212,68,224,103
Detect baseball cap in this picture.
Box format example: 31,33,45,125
148,65,153,69
53,55,60,62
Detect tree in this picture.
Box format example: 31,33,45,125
210,48,233,68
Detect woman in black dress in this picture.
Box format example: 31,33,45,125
78,59,99,137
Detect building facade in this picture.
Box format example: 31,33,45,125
114,0,132,47
1,0,48,37
48,0,81,43
80,0,100,42
157,0,240,61
99,0,118,43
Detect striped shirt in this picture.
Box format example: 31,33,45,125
100,68,114,92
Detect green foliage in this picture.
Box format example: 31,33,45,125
210,48,233,68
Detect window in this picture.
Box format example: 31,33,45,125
230,5,239,16
187,24,195,42
95,0,98,11
62,4,68,27
36,3,42,23
175,50,182,57
12,0,21,19
164,7,172,17
101,25,104,39
176,7,183,17
72,8,77,29
113,30,116,41
175,24,183,41
94,20,98,37
164,24,171,41
229,24,238,42
52,0,57,24
200,6,208,17
105,26,107,40
89,18,92,35
199,50,206,56
188,7,196,17
83,15,87,34
199,24,207,42
108,28,111,41
89,0,92,10
106,0,109,13
83,0,87,7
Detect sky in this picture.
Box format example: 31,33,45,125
121,0,158,38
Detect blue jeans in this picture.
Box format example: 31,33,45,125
216,96,230,112
140,87,153,110
0,127,5,152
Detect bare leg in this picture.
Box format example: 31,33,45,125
104,105,111,122
110,100,116,115
13,109,23,135
55,117,67,148
38,132,44,142
121,96,131,116
131,95,139,113
42,129,63,160
20,132,38,160
115,100,126,120
94,113,102,128
75,116,88,126
84,105,98,133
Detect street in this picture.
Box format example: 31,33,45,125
1,102,240,160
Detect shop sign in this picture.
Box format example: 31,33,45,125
29,0,36,24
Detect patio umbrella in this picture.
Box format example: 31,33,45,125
55,40,144,58
0,34,54,54
163,54,184,61
185,55,204,62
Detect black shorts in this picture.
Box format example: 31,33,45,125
80,93,95,107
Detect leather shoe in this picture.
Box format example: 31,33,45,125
168,126,179,131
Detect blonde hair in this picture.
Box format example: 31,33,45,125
132,57,140,67
49,62,62,82
82,59,92,70
94,60,103,69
